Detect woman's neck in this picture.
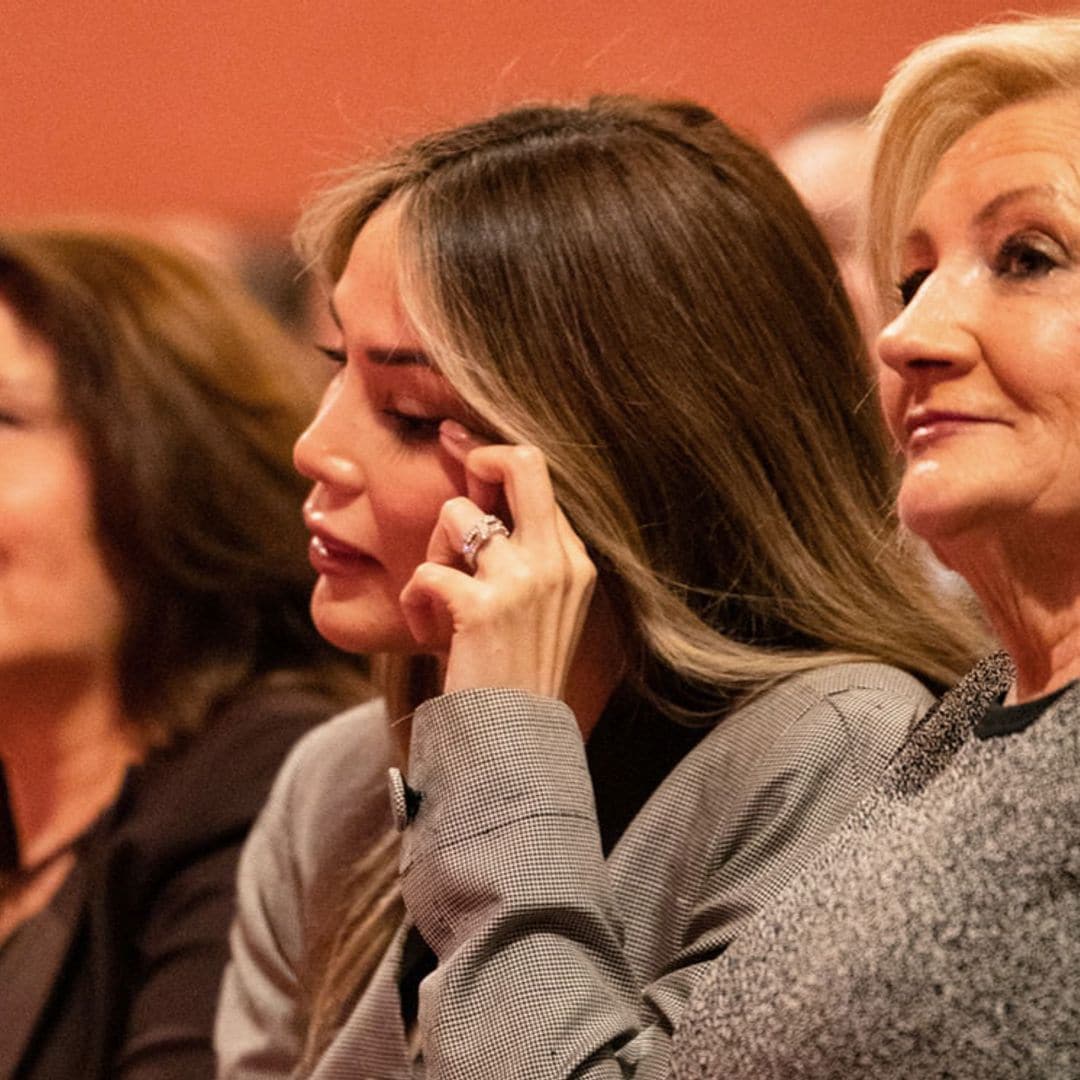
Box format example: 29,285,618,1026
0,664,143,869
561,584,627,740
934,522,1080,704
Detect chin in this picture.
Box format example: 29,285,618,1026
896,474,1017,570
899,489,973,541
310,597,418,656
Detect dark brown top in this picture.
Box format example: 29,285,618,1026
0,683,336,1080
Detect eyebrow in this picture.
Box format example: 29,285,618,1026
904,183,1074,254
367,347,431,367
326,299,431,367
973,183,1068,227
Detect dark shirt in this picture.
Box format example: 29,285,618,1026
0,684,335,1080
977,680,1075,739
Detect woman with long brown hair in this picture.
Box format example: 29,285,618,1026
216,96,982,1078
0,228,365,1079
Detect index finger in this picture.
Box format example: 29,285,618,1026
439,420,502,514
458,442,559,545
441,421,560,535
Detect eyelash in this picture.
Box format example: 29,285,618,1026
897,269,930,307
314,345,445,446
383,409,443,446
317,345,347,365
995,234,1063,280
897,231,1068,307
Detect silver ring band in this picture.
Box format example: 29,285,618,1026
461,513,511,572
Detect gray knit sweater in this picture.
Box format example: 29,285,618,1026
672,653,1080,1079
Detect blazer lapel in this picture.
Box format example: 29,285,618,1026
0,858,87,1077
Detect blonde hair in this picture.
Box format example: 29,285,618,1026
295,96,986,1061
869,15,1080,312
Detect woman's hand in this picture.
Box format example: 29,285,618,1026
398,421,596,700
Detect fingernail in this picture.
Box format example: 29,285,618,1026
439,419,473,445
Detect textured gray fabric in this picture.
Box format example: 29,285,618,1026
215,700,396,1077
672,652,1080,1079
216,663,933,1079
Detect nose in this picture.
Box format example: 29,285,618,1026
876,265,979,387
293,374,365,492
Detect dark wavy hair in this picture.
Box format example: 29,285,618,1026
0,227,365,742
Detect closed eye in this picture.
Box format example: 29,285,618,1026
897,268,931,307
316,345,347,365
383,410,443,446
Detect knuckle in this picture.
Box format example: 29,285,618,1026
561,540,592,574
442,495,474,520
506,561,538,591
555,550,576,582
566,529,590,556
410,561,442,589
512,444,544,469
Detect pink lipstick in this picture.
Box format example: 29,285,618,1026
306,530,378,576
904,409,1002,452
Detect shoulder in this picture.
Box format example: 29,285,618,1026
600,664,938,966
619,663,935,869
223,697,394,1025
261,696,394,825
634,663,934,883
689,662,935,786
114,684,347,855
241,697,395,893
758,660,935,720
927,674,1079,838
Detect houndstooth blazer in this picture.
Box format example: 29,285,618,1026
215,663,934,1079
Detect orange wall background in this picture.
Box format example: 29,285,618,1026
3,1,1072,230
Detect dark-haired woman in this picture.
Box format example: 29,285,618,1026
0,229,367,1079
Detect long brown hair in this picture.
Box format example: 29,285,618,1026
296,96,986,1060
0,227,367,742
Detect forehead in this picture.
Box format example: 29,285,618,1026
332,198,414,345
0,297,57,398
918,93,1080,215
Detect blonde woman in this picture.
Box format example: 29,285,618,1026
674,18,1080,1077
215,97,980,1078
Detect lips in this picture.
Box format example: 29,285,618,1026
903,408,1003,451
306,529,378,576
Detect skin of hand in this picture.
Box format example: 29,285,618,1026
398,420,597,701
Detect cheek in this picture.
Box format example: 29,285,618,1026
371,464,463,574
998,305,1080,411
2,446,99,555
4,459,124,635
